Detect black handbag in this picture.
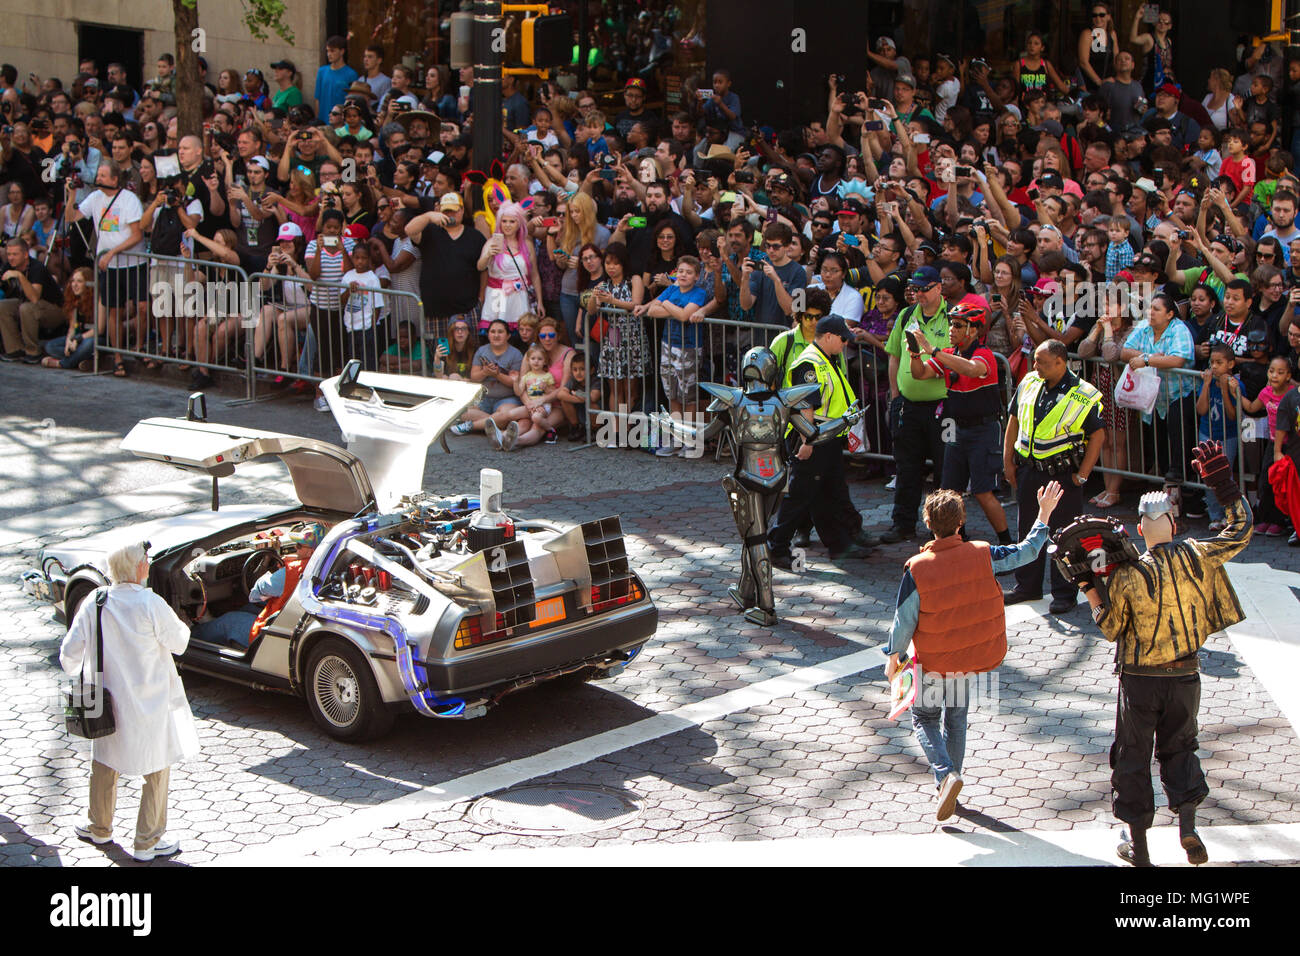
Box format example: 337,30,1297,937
64,589,116,740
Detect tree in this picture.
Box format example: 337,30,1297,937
171,0,295,138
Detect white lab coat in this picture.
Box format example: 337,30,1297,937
59,583,200,776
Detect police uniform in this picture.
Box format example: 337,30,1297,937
768,337,863,561
1008,369,1104,602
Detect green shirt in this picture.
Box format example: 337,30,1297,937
272,86,303,110
884,301,950,402
1178,268,1249,301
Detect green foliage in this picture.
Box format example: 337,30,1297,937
178,0,295,44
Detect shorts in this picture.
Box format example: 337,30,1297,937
659,342,701,403
97,264,148,308
529,403,553,416
478,394,522,415
940,417,1003,496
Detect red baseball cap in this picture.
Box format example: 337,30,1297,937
625,78,646,90
343,223,370,241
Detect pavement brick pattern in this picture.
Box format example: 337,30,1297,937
1,364,1298,864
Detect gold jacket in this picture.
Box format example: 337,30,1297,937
1096,497,1252,673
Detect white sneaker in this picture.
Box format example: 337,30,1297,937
885,476,897,490
131,835,181,862
655,444,676,457
501,421,520,451
74,823,112,845
486,420,503,450
449,421,473,436
313,395,329,412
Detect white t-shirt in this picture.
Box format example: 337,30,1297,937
340,267,385,331
934,78,961,123
79,188,146,258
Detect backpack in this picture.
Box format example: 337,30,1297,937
150,205,183,257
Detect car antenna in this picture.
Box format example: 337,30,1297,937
186,392,220,512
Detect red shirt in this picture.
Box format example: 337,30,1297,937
926,340,1000,419
1220,155,1257,193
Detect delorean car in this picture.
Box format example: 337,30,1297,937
23,363,657,740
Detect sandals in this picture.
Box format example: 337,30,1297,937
112,362,128,378
1090,492,1120,509
40,356,62,368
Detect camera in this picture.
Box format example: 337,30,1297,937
954,165,974,178
67,140,82,156
868,98,887,111
863,121,884,132
1177,229,1191,240
164,187,180,207
843,234,861,247
198,159,215,179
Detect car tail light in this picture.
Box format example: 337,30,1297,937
590,581,643,614
454,614,485,649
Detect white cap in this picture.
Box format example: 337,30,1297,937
249,155,271,171
276,222,303,241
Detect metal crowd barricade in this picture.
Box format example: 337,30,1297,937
93,251,256,397
583,305,785,455
1069,354,1249,496
244,272,427,399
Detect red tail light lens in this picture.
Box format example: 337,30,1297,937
590,582,644,614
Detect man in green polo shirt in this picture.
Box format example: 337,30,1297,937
879,266,950,542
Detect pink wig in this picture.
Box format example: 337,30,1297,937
491,201,532,275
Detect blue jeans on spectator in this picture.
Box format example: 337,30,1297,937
910,671,976,786
344,327,378,371
44,333,96,369
1204,436,1238,521
559,292,581,346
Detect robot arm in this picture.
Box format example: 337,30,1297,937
648,407,728,444
791,403,864,445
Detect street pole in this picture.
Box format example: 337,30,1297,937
472,0,503,167
577,0,590,89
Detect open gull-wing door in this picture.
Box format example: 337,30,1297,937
121,419,375,514
320,362,484,510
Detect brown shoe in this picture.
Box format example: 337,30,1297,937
936,773,963,822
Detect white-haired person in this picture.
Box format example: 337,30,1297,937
59,541,198,862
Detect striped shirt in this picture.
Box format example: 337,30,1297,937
304,236,357,308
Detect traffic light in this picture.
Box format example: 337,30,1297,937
522,13,571,68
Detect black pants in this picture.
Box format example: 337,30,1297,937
309,305,345,378
1111,672,1208,830
1013,460,1082,599
1148,394,1196,484
891,397,946,530
769,440,860,556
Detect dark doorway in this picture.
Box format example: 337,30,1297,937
78,24,145,91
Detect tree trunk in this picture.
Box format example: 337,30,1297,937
173,0,203,139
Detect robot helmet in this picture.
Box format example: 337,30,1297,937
740,347,779,392
1048,515,1141,584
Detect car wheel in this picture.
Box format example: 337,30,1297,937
303,637,395,741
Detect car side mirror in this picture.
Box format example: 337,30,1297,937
187,392,207,422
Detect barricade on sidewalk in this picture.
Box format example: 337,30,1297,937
245,272,427,396
93,252,255,393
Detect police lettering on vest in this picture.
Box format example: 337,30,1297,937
1014,373,1103,463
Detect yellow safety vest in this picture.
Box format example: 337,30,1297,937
790,342,856,423
1014,373,1102,460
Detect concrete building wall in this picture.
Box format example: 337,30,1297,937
0,0,326,98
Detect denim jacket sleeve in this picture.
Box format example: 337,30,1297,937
988,520,1049,573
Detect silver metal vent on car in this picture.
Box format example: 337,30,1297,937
581,517,635,605
487,538,535,630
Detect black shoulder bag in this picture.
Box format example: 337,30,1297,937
64,589,116,739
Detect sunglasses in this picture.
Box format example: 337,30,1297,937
763,241,785,250
538,331,557,339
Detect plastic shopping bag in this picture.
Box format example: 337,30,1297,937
1114,364,1160,415
887,653,919,721
845,414,868,455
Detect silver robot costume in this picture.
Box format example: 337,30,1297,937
655,347,862,626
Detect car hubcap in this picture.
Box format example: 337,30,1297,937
315,655,360,727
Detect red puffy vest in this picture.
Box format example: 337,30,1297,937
904,537,1007,676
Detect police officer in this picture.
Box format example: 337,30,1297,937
1003,339,1106,613
769,315,873,568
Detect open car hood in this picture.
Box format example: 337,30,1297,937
121,419,376,514
320,365,483,510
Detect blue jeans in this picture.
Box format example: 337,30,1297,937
1204,436,1238,521
192,607,258,649
559,292,581,345
910,671,976,785
45,333,96,369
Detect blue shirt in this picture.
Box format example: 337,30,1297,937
315,63,359,116
1199,374,1241,441
657,282,710,348
887,523,1050,656
1123,319,1196,422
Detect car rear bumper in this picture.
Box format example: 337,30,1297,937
423,600,658,694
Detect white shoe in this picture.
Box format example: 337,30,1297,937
313,395,329,412
74,823,112,845
131,835,181,862
936,773,963,822
449,421,473,436
501,421,520,451
486,419,503,450
655,444,676,457
885,476,897,490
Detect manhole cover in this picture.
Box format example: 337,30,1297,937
467,785,640,835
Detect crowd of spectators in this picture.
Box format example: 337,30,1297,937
0,5,1298,536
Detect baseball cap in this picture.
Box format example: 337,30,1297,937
625,78,646,90
248,155,271,171
1038,170,1064,189
276,222,303,241
343,223,370,241
270,59,296,72
815,315,854,341
894,73,916,89
438,192,463,210
1030,277,1062,296
839,198,868,216
908,266,941,288
769,172,795,192
1156,82,1180,98
396,94,420,109
424,149,446,164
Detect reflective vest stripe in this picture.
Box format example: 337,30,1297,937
1015,375,1101,460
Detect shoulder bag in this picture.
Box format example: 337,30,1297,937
64,589,116,739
